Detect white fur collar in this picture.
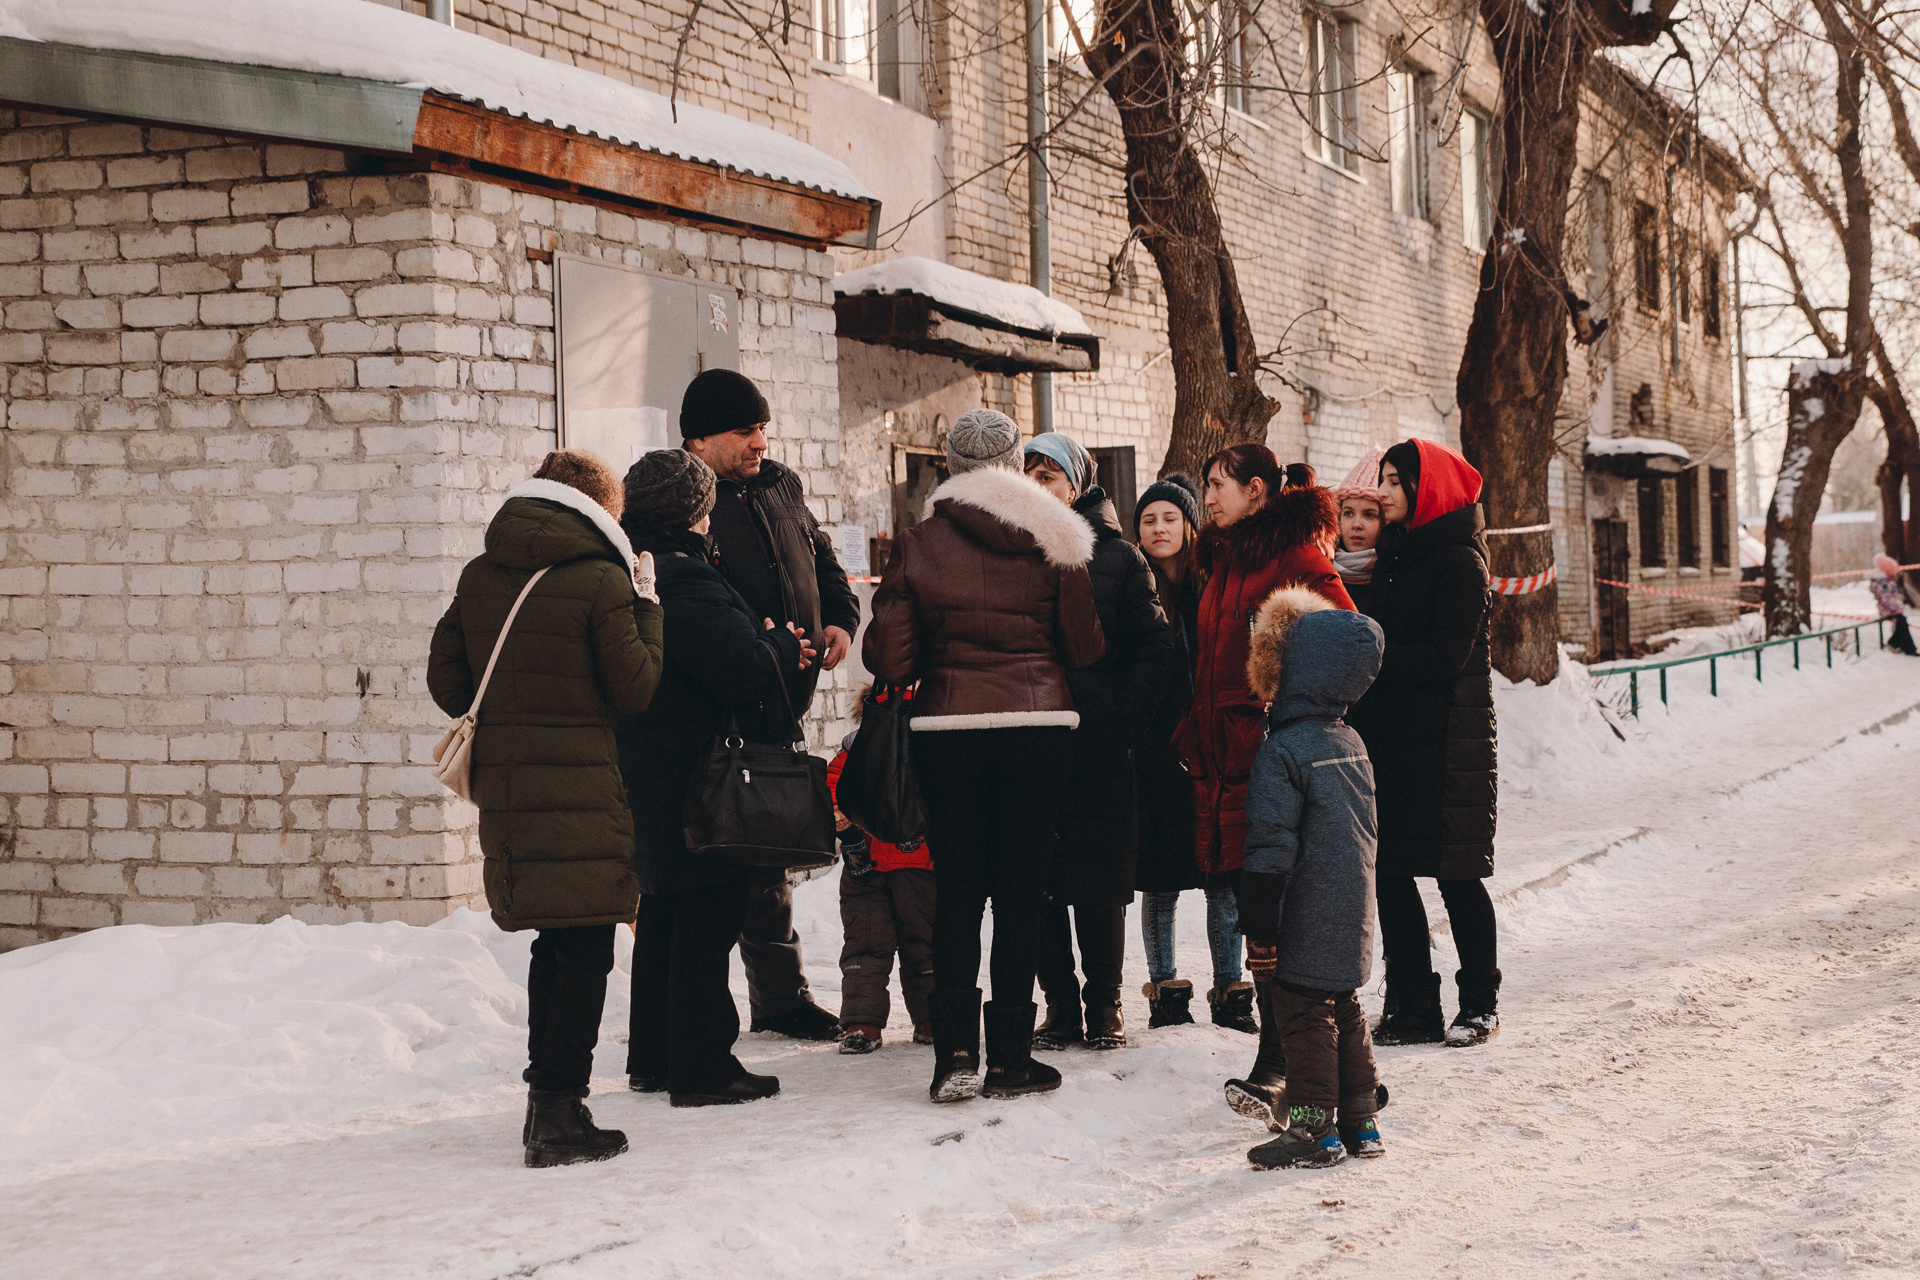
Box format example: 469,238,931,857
931,467,1097,568
504,478,640,584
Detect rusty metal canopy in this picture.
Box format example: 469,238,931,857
835,293,1099,375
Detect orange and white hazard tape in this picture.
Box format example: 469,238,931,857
1492,565,1557,595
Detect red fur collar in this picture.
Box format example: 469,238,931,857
1197,484,1339,573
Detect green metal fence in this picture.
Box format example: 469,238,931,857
1585,618,1891,717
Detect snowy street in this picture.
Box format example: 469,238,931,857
6,644,1920,1279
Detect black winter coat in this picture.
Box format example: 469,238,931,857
1051,489,1175,906
1345,505,1497,879
712,458,861,713
612,522,804,896
1134,567,1202,894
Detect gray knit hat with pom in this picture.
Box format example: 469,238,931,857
623,448,717,529
946,408,1023,474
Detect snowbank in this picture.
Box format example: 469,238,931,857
835,256,1092,336
0,0,873,202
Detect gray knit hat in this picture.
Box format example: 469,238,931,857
947,409,1022,474
623,448,716,529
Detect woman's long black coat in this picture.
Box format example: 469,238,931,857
612,522,803,897
1050,489,1175,906
1345,505,1497,880
1133,569,1202,894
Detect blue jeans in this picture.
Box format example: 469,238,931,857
1140,888,1242,988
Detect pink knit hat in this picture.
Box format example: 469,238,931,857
1334,448,1387,504
1876,552,1902,578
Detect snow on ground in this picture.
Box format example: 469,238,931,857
4,647,1920,1278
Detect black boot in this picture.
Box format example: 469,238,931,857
1446,968,1501,1047
1373,970,1444,1045
1032,1001,1085,1051
981,1000,1063,1098
523,1090,628,1168
1209,981,1258,1034
929,988,982,1104
750,1000,842,1041
1224,981,1288,1127
1247,1104,1347,1170
1143,979,1196,1028
1083,987,1126,1050
670,1070,780,1107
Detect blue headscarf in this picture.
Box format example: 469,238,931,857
1023,432,1095,496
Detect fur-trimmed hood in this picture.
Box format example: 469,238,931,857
930,467,1098,568
489,478,641,585
1198,483,1340,574
1248,585,1382,719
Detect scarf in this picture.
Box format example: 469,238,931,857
1333,546,1377,585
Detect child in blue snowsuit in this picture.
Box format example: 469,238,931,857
1236,586,1386,1169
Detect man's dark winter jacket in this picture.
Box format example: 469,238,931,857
613,521,804,897
1346,500,1497,880
707,457,860,712
428,481,664,931
1242,590,1384,992
1050,488,1175,906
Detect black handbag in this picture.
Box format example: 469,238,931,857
835,684,931,847
682,671,837,871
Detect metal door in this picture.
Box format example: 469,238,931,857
1592,518,1631,661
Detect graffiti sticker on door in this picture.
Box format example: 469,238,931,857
707,294,729,334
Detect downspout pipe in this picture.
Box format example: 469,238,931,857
428,0,454,25
1026,0,1053,434
1728,200,1760,520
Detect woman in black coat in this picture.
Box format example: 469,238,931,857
1345,438,1500,1048
1023,435,1174,1051
613,450,814,1107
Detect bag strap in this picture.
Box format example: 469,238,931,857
466,566,550,717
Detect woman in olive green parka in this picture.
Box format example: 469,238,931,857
428,450,663,1168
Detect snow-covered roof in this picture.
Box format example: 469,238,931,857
0,0,874,203
835,257,1092,337
1587,434,1692,462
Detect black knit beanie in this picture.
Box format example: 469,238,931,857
1135,472,1203,536
680,368,770,440
623,449,717,529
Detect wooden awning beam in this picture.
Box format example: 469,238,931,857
835,293,1099,375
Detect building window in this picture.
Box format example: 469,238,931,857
1205,1,1253,115
1637,477,1665,568
814,0,881,92
1676,468,1700,567
1388,66,1429,219
1703,248,1723,339
1675,230,1692,325
1709,467,1731,567
1634,202,1661,313
1308,12,1359,172
1460,107,1493,249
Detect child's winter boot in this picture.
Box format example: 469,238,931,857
1209,981,1259,1034
1372,969,1444,1045
839,1024,883,1055
981,1000,1063,1098
1338,1111,1386,1158
1247,1104,1346,1170
1445,968,1501,1047
1224,982,1288,1127
929,988,983,1104
524,1090,628,1168
1143,978,1196,1027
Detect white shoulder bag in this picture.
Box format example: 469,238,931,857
432,567,550,803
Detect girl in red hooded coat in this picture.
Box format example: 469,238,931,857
1174,444,1351,1038
1345,439,1500,1049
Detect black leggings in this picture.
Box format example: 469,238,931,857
912,726,1071,1003
1375,876,1498,985
525,923,617,1093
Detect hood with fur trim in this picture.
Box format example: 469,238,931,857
1247,586,1334,704
1248,586,1383,719
930,467,1097,568
1198,482,1339,574
487,478,640,585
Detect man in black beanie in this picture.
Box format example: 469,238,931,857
680,367,861,1042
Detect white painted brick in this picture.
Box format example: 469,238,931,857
280,286,352,321
313,247,392,282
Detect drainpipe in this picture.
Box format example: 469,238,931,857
428,0,454,25
1729,211,1759,520
1026,0,1053,434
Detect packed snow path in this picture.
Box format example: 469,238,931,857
4,649,1919,1278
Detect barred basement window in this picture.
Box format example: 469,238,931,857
1634,202,1661,313
1676,467,1700,568
1637,476,1666,568
1709,467,1731,567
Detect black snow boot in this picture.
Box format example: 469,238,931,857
1143,979,1196,1028
1209,981,1259,1034
1247,1104,1347,1170
1372,970,1445,1045
981,1000,1063,1098
1083,988,1126,1050
929,988,983,1104
1224,981,1288,1128
670,1070,780,1108
523,1090,628,1168
1445,968,1501,1047
1032,1001,1085,1051
751,1000,842,1041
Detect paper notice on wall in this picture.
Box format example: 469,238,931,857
840,525,870,575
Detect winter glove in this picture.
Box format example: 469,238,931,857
840,831,877,882
1237,870,1287,948
1246,942,1277,984
633,551,657,604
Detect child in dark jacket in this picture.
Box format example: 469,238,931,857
827,716,936,1054
1235,587,1386,1169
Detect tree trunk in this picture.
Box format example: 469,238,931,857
1762,361,1867,633
1084,0,1276,479
1869,354,1920,604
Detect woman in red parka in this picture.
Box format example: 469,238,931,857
1174,443,1352,1039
